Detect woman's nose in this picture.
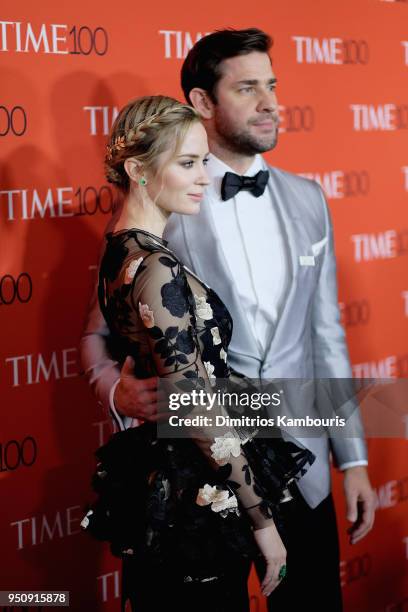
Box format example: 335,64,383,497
197,166,211,186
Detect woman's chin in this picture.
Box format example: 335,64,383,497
174,202,201,216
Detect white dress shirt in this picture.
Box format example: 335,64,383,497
206,153,289,355
203,154,366,472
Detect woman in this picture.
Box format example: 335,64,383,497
82,95,314,611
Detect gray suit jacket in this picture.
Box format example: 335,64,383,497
163,166,368,508
80,165,367,509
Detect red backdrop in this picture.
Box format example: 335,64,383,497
1,1,407,610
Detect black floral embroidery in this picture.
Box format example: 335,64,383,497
190,296,230,379
175,328,195,354
207,288,233,347
200,327,226,378
161,273,189,318
146,324,196,370
158,256,178,268
242,464,252,485
176,368,206,393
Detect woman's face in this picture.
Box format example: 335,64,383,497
147,121,210,215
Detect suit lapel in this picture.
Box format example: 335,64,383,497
180,164,312,366
181,197,262,362
262,167,306,361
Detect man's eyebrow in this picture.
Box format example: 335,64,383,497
234,77,277,86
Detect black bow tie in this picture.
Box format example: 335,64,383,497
221,169,269,201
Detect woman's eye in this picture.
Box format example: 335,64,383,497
203,158,210,166
240,87,254,93
181,161,194,168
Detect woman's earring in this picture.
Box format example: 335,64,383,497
139,177,147,186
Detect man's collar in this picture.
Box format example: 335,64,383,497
206,153,267,201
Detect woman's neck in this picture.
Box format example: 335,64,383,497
113,191,168,238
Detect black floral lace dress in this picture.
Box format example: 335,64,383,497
83,228,314,586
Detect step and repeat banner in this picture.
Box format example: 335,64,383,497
1,0,407,610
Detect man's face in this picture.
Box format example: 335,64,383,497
212,51,279,156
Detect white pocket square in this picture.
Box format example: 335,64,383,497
299,255,315,266
311,236,328,256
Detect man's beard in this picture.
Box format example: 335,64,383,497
214,112,278,156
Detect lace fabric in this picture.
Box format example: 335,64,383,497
83,228,315,567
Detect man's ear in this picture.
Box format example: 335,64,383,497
189,88,215,119
124,157,143,183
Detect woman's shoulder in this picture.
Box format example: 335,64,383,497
103,228,183,282
115,233,192,320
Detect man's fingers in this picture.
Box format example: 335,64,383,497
137,390,162,405
350,515,369,538
350,522,371,543
119,375,159,402
120,364,159,392
349,499,375,543
137,404,173,422
138,375,160,390
120,356,135,376
150,410,176,423
134,404,160,421
346,491,358,523
115,368,161,419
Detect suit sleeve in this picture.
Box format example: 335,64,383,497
311,184,368,468
79,282,134,430
79,211,134,431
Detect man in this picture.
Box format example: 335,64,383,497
81,28,375,610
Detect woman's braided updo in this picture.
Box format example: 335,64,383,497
105,95,201,191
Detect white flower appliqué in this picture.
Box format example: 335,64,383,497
220,348,227,363
80,509,93,530
125,257,143,283
204,361,216,386
210,433,242,466
210,326,221,345
196,484,239,517
138,302,155,328
194,294,213,320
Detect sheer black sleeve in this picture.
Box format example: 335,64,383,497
130,251,275,530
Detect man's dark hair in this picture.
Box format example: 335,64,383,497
181,28,272,105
